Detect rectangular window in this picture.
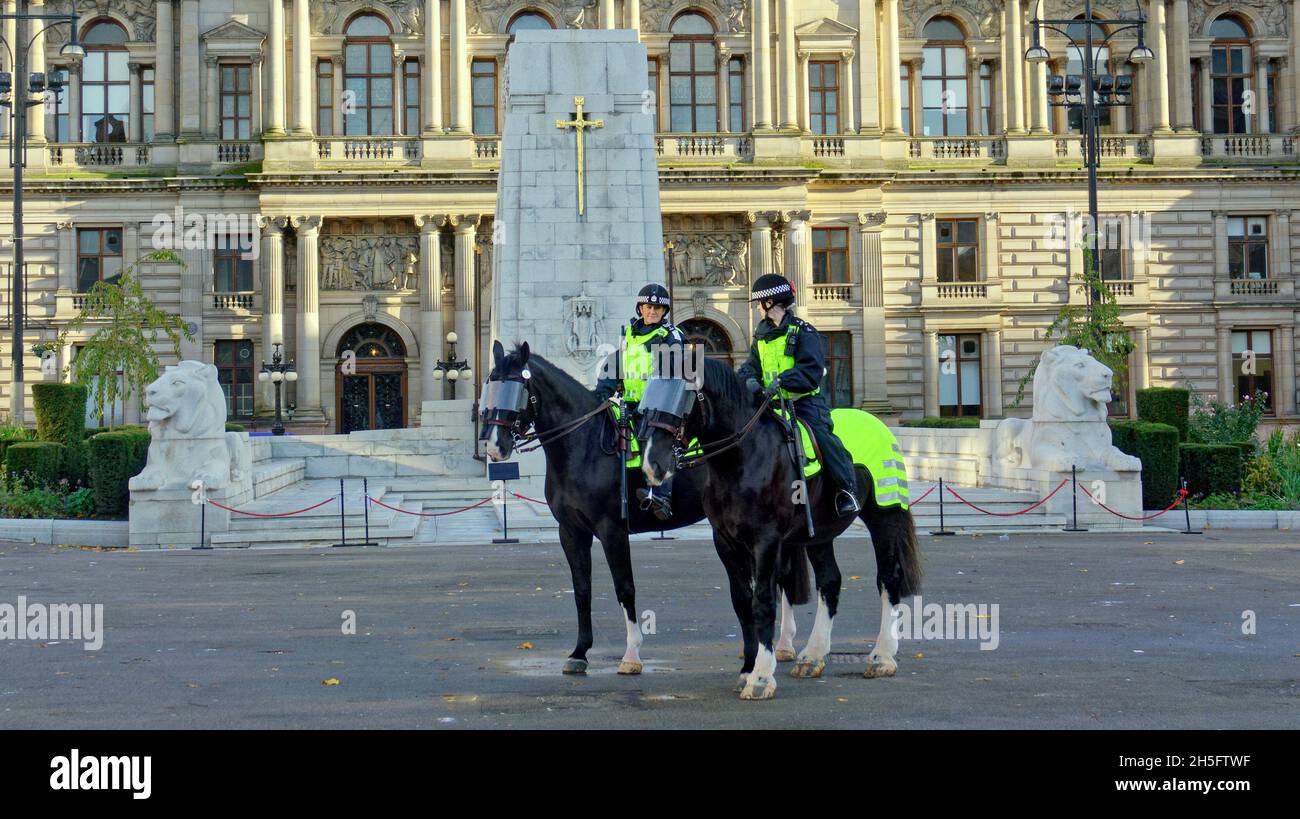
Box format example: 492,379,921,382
471,58,498,135
809,60,840,135
821,332,853,409
1211,45,1251,134
55,71,70,141
921,46,968,136
668,37,718,132
213,236,254,292
317,59,334,136
403,58,420,136
979,62,992,135
1227,216,1268,279
1191,60,1200,132
1106,333,1132,417
900,62,912,135
935,219,979,283
1231,330,1273,414
648,57,660,131
1099,217,1126,281
938,333,982,418
811,227,850,284
728,56,745,132
219,63,252,140
1267,60,1277,134
73,345,126,427
142,67,155,141
76,228,123,292
215,340,255,420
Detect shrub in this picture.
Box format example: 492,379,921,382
1135,387,1189,442
899,417,982,428
2,486,66,519
1179,443,1244,499
1188,389,1267,446
64,487,97,518
87,430,150,516
32,383,87,444
225,422,245,433
1109,420,1179,509
0,426,38,470
5,441,67,489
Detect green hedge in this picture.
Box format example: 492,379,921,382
32,383,88,486
1109,420,1180,509
899,417,982,428
87,430,151,517
85,424,148,439
1227,440,1257,460
5,441,67,489
1179,443,1244,499
1135,387,1189,442
225,422,245,433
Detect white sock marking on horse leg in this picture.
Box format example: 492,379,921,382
776,592,796,654
798,594,833,663
622,613,643,664
872,587,898,663
751,645,776,685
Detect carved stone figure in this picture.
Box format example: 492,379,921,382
129,361,250,492
313,0,424,35
995,346,1142,473
319,232,419,291
662,217,750,286
48,0,157,41
564,292,603,362
899,0,1000,39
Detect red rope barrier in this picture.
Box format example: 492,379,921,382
206,496,335,517
910,485,935,505
943,479,1069,517
1079,485,1189,521
510,491,549,506
366,495,495,517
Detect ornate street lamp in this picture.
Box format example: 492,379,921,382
1,1,83,424
258,341,298,435
1027,0,1152,314
430,331,473,399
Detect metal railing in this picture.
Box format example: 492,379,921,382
654,133,752,161
316,137,422,163
907,136,1006,161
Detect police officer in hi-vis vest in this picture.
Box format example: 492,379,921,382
595,283,686,520
737,274,862,516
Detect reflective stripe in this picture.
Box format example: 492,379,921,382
876,491,904,504
891,444,903,454
878,476,905,488
881,458,906,471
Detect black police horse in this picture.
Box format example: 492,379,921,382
482,341,810,675
639,358,922,700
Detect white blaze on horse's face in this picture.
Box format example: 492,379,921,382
640,431,673,487
485,424,510,462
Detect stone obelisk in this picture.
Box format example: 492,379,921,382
490,29,666,386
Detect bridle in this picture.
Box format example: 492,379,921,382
637,378,770,470
480,372,612,454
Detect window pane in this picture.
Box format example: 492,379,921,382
669,75,691,104
1247,244,1267,277
79,230,100,253
372,79,393,106
371,108,393,134
105,230,122,254
473,108,495,134
693,43,715,67
669,42,691,69
956,246,978,280
78,258,100,291
83,53,105,82
957,221,977,243
472,76,495,105
694,76,716,104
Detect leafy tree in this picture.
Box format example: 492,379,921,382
57,250,194,426
1014,248,1134,407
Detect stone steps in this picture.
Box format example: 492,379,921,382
210,497,424,549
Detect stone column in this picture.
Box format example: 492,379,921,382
392,49,405,134
1276,326,1297,417
178,0,201,137
752,0,772,128
1198,55,1213,133
1003,0,1025,134
450,0,470,133
1212,210,1228,277
1170,0,1194,132
882,0,902,134
423,0,443,134
128,63,143,142
250,55,264,136
291,0,312,136
797,52,810,131
841,52,856,133
923,330,940,417
1277,209,1293,278
968,51,983,134
1215,325,1232,404
1133,327,1151,392
1256,56,1271,134
331,55,345,136
259,217,287,402
778,0,798,129
451,214,480,398
265,0,286,136
857,0,879,133
748,212,774,277
205,55,220,138
416,215,445,402
1030,52,1049,134
858,212,889,411
1151,0,1171,133
985,328,1004,417
908,57,923,134
717,46,731,132
784,210,812,296
27,0,46,141
601,0,615,29
293,216,323,414
1294,0,1300,133
627,0,642,30
1280,58,1295,133
68,62,82,141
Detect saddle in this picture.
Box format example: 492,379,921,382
769,407,825,478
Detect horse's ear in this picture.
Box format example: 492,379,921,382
519,341,530,365
492,340,505,370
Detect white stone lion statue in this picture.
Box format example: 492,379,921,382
995,345,1141,473
128,361,251,492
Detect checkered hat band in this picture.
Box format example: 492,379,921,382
750,283,792,299
638,294,670,304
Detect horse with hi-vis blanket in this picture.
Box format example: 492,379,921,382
639,357,922,700
480,342,812,677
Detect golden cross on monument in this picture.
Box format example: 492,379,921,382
555,96,604,216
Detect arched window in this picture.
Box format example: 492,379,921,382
507,11,554,34
1210,15,1252,134
677,318,733,366
920,17,967,136
344,13,394,136
1063,19,1129,134
337,324,408,359
80,20,129,143
668,12,717,133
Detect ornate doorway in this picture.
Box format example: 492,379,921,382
678,318,734,366
335,324,408,433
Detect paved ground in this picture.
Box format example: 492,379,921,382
0,530,1295,729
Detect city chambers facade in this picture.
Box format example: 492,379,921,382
2,0,1297,433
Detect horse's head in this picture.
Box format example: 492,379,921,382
638,377,700,488
481,340,534,461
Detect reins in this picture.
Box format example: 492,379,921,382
513,399,613,453
676,399,770,468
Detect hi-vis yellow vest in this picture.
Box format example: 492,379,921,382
757,322,820,402
622,324,669,403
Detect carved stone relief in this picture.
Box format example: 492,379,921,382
319,219,419,292
898,0,1000,39
48,0,157,42
662,214,750,287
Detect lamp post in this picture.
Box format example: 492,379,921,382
0,1,84,425
258,341,298,435
1026,0,1152,315
430,330,472,400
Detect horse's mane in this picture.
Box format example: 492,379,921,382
510,345,599,407
700,356,751,409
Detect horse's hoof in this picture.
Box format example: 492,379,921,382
864,657,897,679
734,673,750,693
739,676,777,700
561,658,589,675
790,658,825,679
775,647,797,662
617,660,643,675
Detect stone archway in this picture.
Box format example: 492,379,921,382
335,323,409,433
678,317,735,366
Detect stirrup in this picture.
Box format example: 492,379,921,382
835,490,861,515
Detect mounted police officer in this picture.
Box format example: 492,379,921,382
737,273,862,516
594,283,685,520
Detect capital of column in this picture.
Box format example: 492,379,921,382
415,214,445,232
259,215,290,232
291,215,322,233
205,54,219,68
450,214,482,233
782,209,812,224
857,211,886,230
745,211,772,229
128,62,143,75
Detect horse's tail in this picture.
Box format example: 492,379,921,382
859,468,923,603
777,541,812,606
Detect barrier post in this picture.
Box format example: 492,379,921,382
1063,465,1087,532
1179,478,1202,535
930,477,954,536
652,530,675,540
196,499,209,550
489,461,520,545
353,477,378,547
332,478,352,548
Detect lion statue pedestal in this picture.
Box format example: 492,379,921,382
128,361,253,549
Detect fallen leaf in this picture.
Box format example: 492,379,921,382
534,586,543,591
444,637,458,641
835,697,849,703
848,575,862,581
1173,560,1185,566
975,677,992,682
1077,569,1088,573
517,642,534,650
321,678,340,686
913,652,924,660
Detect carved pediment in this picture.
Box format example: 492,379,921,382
47,0,157,42
202,19,266,45
794,17,860,38
899,0,1001,40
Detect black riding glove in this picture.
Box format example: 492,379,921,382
746,377,764,398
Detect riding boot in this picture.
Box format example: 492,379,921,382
636,476,673,521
